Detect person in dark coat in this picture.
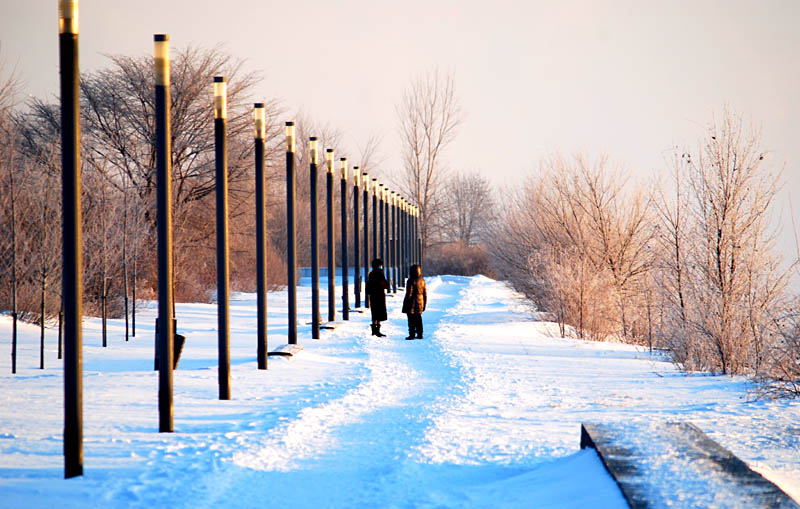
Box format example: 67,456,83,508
402,264,427,340
365,258,390,337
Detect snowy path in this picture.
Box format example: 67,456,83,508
1,276,798,508
197,276,625,508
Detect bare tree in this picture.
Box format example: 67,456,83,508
397,69,463,256
78,46,278,204
440,171,495,248
574,155,654,340
656,111,789,375
0,93,21,371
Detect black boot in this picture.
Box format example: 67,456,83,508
370,324,377,336
375,323,386,338
405,334,415,340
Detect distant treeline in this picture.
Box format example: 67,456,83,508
486,110,800,396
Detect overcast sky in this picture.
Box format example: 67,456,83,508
2,0,799,265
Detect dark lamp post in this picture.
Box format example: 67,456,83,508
253,103,268,369
371,178,378,263
353,167,361,308
383,187,390,271
60,0,83,479
390,191,397,293
286,122,298,344
378,183,385,261
325,149,336,322
154,33,175,433
362,171,369,308
400,198,407,284
340,158,350,320
309,137,321,339
214,76,231,400
406,200,411,277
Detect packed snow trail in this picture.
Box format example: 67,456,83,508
1,276,798,507
194,276,625,508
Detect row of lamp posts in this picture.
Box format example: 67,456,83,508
56,0,422,479
301,138,422,340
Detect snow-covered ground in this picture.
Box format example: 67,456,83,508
1,275,798,508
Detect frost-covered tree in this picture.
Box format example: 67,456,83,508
657,110,788,375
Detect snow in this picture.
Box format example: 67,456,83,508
1,275,798,507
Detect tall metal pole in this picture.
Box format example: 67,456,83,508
340,158,350,320
325,149,336,322
353,167,361,308
405,200,410,278
396,195,402,289
391,192,398,293
254,104,268,368
410,205,415,267
396,198,402,284
400,199,406,283
378,184,385,262
154,34,174,434
408,204,413,267
384,188,390,280
60,1,82,477
309,137,320,339
398,199,404,284
286,122,298,343
416,207,422,266
371,178,378,264
214,77,231,400
413,206,417,266
362,171,370,308
405,201,410,277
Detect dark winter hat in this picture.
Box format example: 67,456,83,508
372,258,384,269
410,264,421,277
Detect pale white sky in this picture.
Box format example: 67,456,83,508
2,0,799,266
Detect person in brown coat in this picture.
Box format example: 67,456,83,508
402,264,427,340
366,258,390,337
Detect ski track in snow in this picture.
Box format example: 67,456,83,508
0,276,798,507
230,345,419,472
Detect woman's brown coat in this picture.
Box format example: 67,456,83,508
403,266,427,314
